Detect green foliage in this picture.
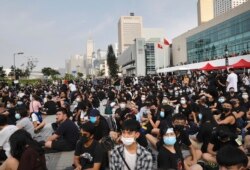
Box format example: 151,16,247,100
0,67,6,79
107,45,118,78
97,69,105,77
64,73,74,80
77,72,83,78
41,67,60,78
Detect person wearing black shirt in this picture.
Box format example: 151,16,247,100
202,125,242,164
89,109,110,141
45,108,79,151
43,95,57,115
74,122,104,170
157,127,184,170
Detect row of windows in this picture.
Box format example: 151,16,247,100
187,11,250,63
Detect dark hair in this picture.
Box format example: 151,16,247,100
172,113,187,122
0,115,7,126
122,119,141,132
57,107,68,115
9,129,44,160
81,122,96,135
216,145,248,167
47,95,52,100
17,108,28,118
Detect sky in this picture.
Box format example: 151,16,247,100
0,0,197,70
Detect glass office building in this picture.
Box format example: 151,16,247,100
187,10,250,63
145,43,156,74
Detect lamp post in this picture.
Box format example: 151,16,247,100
13,52,24,80
224,45,229,66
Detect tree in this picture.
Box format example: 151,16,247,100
25,57,38,77
97,69,105,77
77,72,83,78
41,67,60,79
107,45,118,78
0,67,6,80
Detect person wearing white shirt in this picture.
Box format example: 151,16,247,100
226,68,238,92
0,115,18,159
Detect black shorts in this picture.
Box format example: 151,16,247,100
52,139,74,151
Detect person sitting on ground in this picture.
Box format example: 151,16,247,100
88,109,110,141
74,122,104,170
45,108,79,152
216,145,248,170
15,108,35,138
109,119,153,170
0,129,47,170
29,95,45,133
43,95,57,115
0,115,18,162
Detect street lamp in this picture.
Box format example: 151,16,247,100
13,52,24,80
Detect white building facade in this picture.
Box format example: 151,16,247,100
118,13,143,54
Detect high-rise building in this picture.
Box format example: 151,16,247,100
197,0,214,25
86,38,94,74
65,55,84,75
214,0,248,17
118,13,143,54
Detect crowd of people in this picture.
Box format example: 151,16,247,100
0,68,249,170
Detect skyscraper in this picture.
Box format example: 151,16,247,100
118,13,143,54
214,0,248,17
86,38,94,75
197,0,214,25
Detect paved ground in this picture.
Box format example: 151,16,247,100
43,115,75,170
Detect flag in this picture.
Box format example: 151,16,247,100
157,43,163,49
164,38,170,46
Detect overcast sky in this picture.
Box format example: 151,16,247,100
0,0,197,70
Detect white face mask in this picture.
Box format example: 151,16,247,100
121,136,135,146
76,98,81,102
141,97,146,101
6,104,11,108
242,94,249,99
120,103,126,109
180,99,186,105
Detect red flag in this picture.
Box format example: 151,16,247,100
157,43,163,49
164,38,170,46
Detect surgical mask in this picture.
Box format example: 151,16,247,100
89,116,97,123
6,104,11,108
141,97,146,101
180,100,186,105
242,94,249,99
198,113,202,120
175,92,179,96
15,113,21,120
120,103,126,109
76,98,81,102
121,136,135,146
163,136,176,145
160,111,165,118
17,101,23,105
218,98,225,103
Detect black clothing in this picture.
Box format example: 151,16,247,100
74,140,104,170
93,116,110,141
44,100,57,115
55,119,79,149
157,145,184,170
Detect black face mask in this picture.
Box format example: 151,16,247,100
174,125,185,132
222,108,231,113
79,135,89,144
